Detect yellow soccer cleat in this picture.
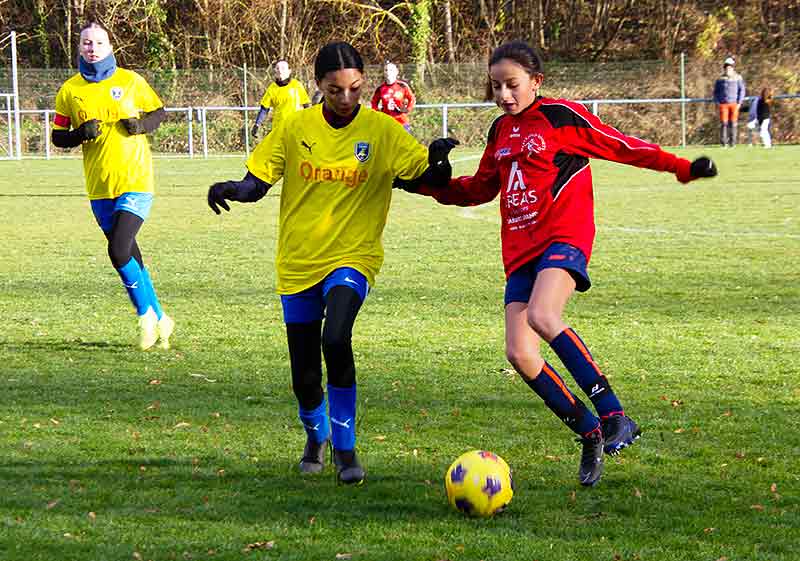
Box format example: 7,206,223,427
138,307,159,350
157,313,175,350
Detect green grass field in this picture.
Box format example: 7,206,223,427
1,147,798,560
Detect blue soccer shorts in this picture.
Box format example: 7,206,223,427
504,242,591,306
281,267,370,324
90,192,154,233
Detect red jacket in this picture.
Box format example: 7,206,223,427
418,97,693,277
371,81,416,125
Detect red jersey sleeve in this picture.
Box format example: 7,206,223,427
417,139,501,206
403,83,416,113
541,100,692,182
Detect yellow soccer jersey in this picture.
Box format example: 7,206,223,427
247,104,429,294
53,68,163,200
259,79,311,133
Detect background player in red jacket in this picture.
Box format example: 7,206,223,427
371,62,416,132
404,41,717,487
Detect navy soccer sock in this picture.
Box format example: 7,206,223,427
550,328,623,419
525,362,600,437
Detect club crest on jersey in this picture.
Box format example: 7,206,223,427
523,133,546,154
354,141,371,162
110,87,124,100
495,147,511,159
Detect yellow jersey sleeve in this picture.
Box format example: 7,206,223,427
133,73,163,113
381,115,428,180
53,84,72,130
246,118,288,185
295,81,311,105
259,85,275,108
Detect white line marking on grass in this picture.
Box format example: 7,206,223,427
451,155,483,163
601,226,800,239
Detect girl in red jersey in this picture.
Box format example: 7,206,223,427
408,41,717,486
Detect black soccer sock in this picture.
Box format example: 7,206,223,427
286,320,324,411
322,286,363,388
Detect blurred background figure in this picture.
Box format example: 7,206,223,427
713,56,746,147
251,60,311,138
371,61,416,132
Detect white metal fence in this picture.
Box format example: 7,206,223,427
3,93,799,160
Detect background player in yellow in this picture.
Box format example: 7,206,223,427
51,21,174,351
207,42,458,485
250,60,311,138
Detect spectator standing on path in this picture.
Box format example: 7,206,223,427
713,57,746,147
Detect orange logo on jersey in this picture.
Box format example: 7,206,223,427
299,160,368,189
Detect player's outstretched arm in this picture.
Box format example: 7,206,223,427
393,137,459,192
676,156,718,184
51,119,101,148
208,171,272,215
120,107,167,135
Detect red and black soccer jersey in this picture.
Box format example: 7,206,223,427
371,81,416,125
418,97,692,278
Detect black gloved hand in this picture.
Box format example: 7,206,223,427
120,118,146,135
251,124,259,138
690,156,717,179
429,137,460,168
208,181,238,215
77,119,101,141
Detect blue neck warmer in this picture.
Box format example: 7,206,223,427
79,53,117,83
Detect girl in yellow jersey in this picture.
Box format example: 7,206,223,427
208,42,457,485
250,60,311,139
51,22,174,350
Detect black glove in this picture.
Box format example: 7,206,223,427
77,119,101,141
207,181,238,215
251,124,259,138
429,137,460,168
120,118,146,135
690,156,717,179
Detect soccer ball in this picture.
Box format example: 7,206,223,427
444,450,514,517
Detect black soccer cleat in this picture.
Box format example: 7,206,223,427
299,437,330,474
333,448,365,485
577,431,604,487
602,415,641,456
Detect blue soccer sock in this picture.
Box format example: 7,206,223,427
550,328,624,419
525,362,600,437
327,384,356,451
140,267,163,320
116,257,150,316
298,397,331,444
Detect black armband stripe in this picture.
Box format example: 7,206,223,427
539,103,592,130
487,115,506,144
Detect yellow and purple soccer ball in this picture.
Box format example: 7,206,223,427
444,450,514,517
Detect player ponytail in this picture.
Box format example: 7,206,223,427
314,42,364,82
485,41,544,101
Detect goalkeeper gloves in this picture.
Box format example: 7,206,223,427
120,117,146,135
207,181,237,215
251,124,259,138
677,156,717,183
77,119,101,141
690,156,717,179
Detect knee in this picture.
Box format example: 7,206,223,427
322,326,351,354
527,305,561,340
505,344,543,380
107,238,132,269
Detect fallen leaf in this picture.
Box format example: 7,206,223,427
63,533,73,539
373,435,386,441
148,379,161,385
545,455,561,461
715,557,728,561
242,541,274,552
50,418,60,425
671,400,683,407
217,469,225,477
46,500,60,510
146,402,160,411
750,504,764,511
133,553,143,561
335,554,352,560
674,428,685,434
703,527,715,533
173,422,191,429
735,452,745,459
721,411,732,417
190,373,217,383
87,511,96,520
634,487,642,498
308,516,315,525
770,483,777,493
569,490,576,502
